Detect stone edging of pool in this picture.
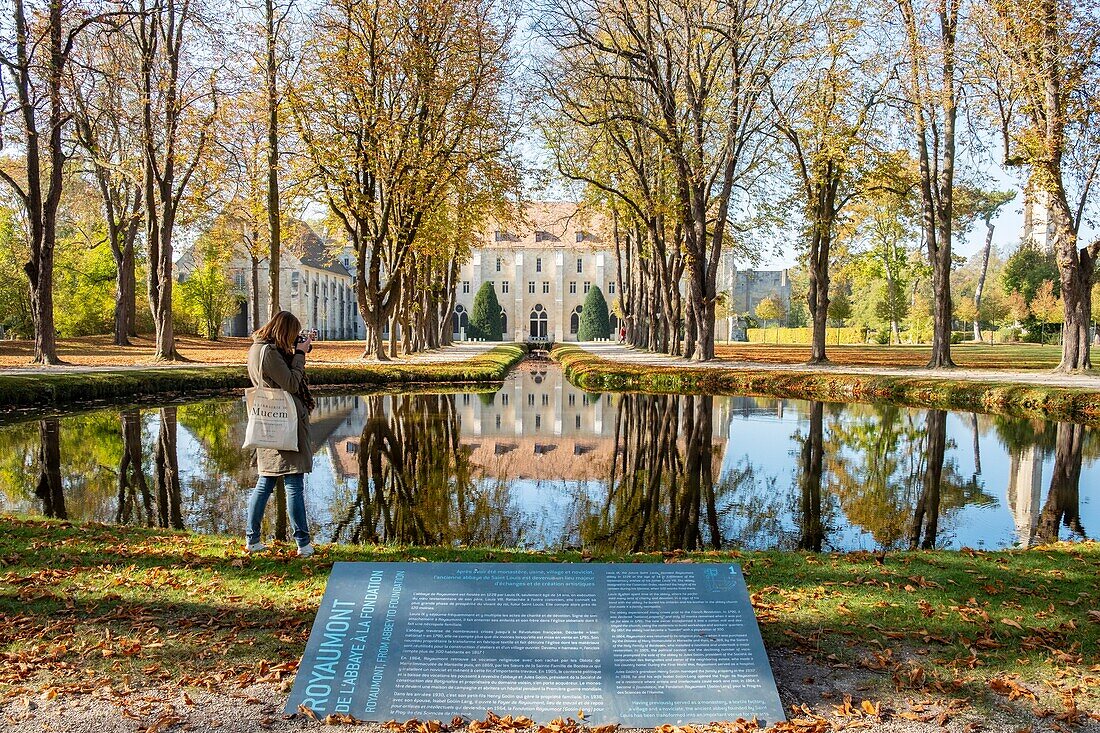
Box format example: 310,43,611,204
0,344,527,409
554,343,1100,425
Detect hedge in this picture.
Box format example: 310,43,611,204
745,327,865,345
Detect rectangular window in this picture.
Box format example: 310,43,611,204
542,282,549,294
569,282,576,294
501,281,509,294
502,393,509,406
541,394,548,406
496,257,502,272
291,272,300,296
462,281,470,294
583,281,591,293
528,281,535,294
608,281,616,294
575,415,581,429
568,394,575,406
528,393,535,407
495,414,501,429
576,258,583,273
536,257,542,273
535,414,542,430
234,272,246,290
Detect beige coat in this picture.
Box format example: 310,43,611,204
247,341,313,476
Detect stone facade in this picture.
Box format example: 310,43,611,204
177,222,364,340
453,202,620,342
454,202,788,342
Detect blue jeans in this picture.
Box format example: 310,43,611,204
246,474,311,547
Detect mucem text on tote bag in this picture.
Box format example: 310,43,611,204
243,345,299,451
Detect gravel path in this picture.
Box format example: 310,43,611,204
578,343,1100,390
1,651,1091,733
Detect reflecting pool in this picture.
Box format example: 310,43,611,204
0,363,1095,551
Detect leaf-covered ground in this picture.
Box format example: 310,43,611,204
0,516,1097,732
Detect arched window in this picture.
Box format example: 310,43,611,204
453,304,468,336
500,308,508,336
529,304,548,338
569,305,583,335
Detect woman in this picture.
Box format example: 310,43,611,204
245,310,316,557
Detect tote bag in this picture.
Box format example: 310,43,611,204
242,345,299,451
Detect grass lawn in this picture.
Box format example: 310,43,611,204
0,344,525,409
556,345,1100,424
714,343,1064,371
0,516,1096,725
0,334,387,368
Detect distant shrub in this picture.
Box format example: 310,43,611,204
578,286,611,340
469,283,503,341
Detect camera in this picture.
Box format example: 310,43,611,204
295,331,313,353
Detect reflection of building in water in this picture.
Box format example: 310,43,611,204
1007,445,1044,547
312,396,367,478
317,369,802,484
454,365,731,481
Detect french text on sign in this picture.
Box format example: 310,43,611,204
287,562,785,726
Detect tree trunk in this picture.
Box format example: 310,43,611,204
251,254,261,332
266,0,282,318
4,0,63,365
114,241,135,346
1051,174,1096,369
973,217,994,341
808,225,831,363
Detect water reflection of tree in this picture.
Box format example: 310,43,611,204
153,408,184,530
116,409,152,524
909,409,946,549
1036,422,1087,543
36,418,66,518
583,394,723,552
331,394,520,546
177,400,257,535
796,402,825,551
993,415,1094,545
826,406,990,549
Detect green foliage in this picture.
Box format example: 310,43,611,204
827,288,852,325
1002,241,1058,303
755,294,785,324
874,279,909,335
468,282,502,340
54,234,117,337
578,285,611,340
0,205,31,337
177,228,241,340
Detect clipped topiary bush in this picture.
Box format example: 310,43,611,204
578,286,611,340
469,282,503,341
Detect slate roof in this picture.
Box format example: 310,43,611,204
288,222,353,277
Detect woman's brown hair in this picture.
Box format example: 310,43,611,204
254,311,301,354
